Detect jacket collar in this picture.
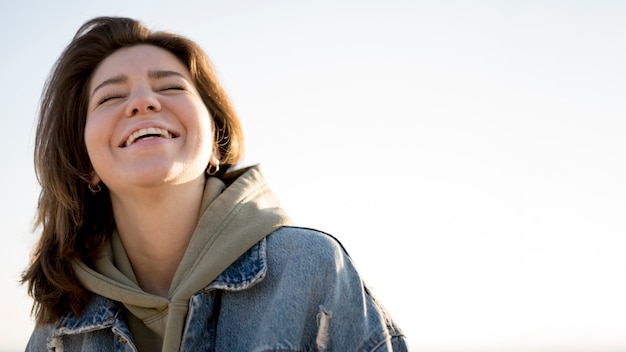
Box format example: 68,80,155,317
205,237,267,291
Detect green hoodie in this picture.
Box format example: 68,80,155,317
72,165,293,351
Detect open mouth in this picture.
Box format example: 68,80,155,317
122,127,178,147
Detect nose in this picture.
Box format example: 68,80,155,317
125,88,161,117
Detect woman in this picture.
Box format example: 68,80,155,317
22,16,407,351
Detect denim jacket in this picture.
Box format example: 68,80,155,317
26,227,408,351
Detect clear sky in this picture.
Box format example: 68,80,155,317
1,1,625,351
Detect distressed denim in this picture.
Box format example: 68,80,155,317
26,227,408,351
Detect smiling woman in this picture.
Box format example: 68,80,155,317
21,16,408,351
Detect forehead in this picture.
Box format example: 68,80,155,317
90,45,191,88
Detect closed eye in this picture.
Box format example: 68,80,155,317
98,94,125,105
160,85,185,92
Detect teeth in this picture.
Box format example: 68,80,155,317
125,127,173,147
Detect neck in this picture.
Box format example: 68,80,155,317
110,177,206,297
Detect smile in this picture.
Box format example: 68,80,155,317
123,127,176,147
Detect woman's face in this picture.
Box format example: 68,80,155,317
85,44,216,193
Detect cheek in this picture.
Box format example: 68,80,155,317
184,103,215,149
83,114,110,166
84,118,98,153
191,117,215,161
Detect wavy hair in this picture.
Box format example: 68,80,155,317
21,16,244,324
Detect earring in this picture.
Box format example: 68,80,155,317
88,182,102,194
206,163,220,176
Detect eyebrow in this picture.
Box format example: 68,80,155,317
90,70,187,98
90,74,126,98
148,70,185,80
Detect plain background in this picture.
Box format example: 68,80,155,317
1,1,625,351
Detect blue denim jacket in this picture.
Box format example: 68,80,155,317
26,227,408,351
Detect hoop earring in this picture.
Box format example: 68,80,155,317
206,163,220,176
88,182,102,194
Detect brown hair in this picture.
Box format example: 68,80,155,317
21,16,244,324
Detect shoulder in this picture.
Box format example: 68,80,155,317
263,226,361,288
26,294,124,351
267,226,348,257
265,227,352,270
26,323,56,351
263,227,409,350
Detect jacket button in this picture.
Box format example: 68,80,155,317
118,337,127,343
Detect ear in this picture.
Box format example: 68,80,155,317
210,148,221,165
90,171,102,185
209,155,220,167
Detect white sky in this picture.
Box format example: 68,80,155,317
1,1,625,351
